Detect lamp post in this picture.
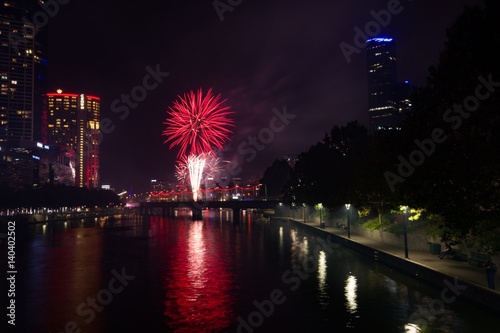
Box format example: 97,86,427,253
258,183,267,200
292,203,295,220
345,203,351,238
318,203,323,228
401,205,409,258
303,203,306,223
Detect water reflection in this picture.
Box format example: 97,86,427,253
24,226,105,332
187,222,206,290
302,236,309,257
277,226,284,262
317,250,328,308
345,275,358,314
290,229,310,267
162,219,236,332
8,214,499,333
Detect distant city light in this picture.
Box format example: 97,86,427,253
366,37,393,43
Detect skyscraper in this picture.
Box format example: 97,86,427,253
366,36,399,132
0,0,48,143
46,90,100,188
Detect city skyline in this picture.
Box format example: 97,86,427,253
1,2,499,331
0,0,47,143
44,0,483,193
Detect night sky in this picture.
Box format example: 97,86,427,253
45,0,483,193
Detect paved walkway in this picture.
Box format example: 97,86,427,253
300,220,499,295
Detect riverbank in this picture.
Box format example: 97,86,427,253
276,218,500,315
0,207,139,224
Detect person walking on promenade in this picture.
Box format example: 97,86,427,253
484,258,497,290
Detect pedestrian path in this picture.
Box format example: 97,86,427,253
300,220,499,295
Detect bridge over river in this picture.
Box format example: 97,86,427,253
139,200,282,223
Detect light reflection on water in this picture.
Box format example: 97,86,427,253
161,218,236,333
5,212,499,333
345,274,358,314
317,250,328,308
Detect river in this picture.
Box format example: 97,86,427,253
1,210,497,332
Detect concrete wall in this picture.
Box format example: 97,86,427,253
284,219,500,314
276,208,499,262
349,225,500,264
350,225,440,252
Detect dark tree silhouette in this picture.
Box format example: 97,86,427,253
288,121,368,209
398,0,500,251
261,159,292,200
0,183,121,209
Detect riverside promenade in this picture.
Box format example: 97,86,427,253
286,218,500,314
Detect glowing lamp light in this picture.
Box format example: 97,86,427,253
318,203,324,228
345,203,351,238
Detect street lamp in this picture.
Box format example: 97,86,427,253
345,203,351,238
303,203,306,223
401,205,409,258
318,203,324,228
262,184,267,200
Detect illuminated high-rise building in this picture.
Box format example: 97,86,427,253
366,36,415,132
366,36,397,131
45,90,100,188
366,36,399,131
0,0,48,143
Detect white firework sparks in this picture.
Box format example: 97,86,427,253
186,154,206,201
176,152,225,201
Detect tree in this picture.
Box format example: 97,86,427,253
399,0,500,248
0,183,121,208
261,159,292,200
288,121,368,208
351,130,401,224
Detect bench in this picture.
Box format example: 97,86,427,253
468,251,489,266
446,249,467,262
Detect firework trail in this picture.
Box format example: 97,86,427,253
176,152,223,183
163,88,234,200
187,154,206,201
175,152,226,201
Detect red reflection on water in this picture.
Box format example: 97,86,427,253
159,217,236,332
33,226,103,331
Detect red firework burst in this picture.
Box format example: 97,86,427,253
162,88,234,157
